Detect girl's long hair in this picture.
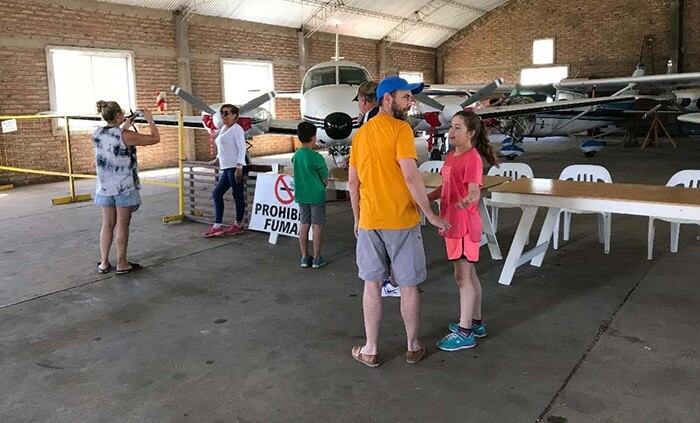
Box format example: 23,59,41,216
452,110,498,166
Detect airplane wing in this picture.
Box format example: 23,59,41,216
677,113,700,124
556,72,700,91
269,119,299,134
474,95,637,119
423,83,514,95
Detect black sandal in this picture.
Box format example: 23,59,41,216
115,262,143,275
97,263,111,274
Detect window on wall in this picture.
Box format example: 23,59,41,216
222,59,275,117
520,66,569,85
399,71,423,84
532,38,554,65
47,46,136,129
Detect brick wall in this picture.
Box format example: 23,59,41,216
0,0,435,185
0,0,179,186
441,0,699,85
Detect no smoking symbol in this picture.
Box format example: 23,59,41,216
274,175,294,205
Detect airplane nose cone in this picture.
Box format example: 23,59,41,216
324,112,353,140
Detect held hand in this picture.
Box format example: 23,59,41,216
143,109,154,122
235,167,243,182
456,192,479,209
353,222,359,238
427,213,450,233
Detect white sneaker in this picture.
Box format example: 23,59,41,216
381,279,401,297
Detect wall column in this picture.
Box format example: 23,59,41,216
174,9,196,160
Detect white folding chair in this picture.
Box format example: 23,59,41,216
647,170,700,259
553,164,613,254
484,163,534,233
418,160,444,225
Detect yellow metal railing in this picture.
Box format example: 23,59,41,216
0,112,185,221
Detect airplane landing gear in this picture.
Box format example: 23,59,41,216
498,137,524,160
427,134,448,161
580,139,606,158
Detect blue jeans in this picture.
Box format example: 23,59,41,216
212,168,245,224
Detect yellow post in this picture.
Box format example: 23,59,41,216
178,110,185,216
162,110,186,223
64,116,76,200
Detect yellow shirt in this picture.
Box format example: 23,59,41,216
349,113,420,230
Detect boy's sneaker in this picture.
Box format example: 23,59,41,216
436,331,476,351
203,225,226,238
312,257,327,269
448,322,487,338
381,279,401,297
300,256,312,268
224,224,244,235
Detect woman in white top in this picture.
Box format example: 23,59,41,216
93,101,160,274
203,104,248,238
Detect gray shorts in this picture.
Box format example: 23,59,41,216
299,203,326,225
356,225,427,286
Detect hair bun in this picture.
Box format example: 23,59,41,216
96,100,107,113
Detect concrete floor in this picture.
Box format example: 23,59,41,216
1,136,699,422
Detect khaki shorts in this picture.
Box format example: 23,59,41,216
356,225,427,286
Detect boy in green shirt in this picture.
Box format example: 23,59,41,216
293,122,329,268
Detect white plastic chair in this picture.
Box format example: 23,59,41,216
418,160,444,174
647,170,700,260
418,160,444,225
484,163,534,232
553,164,613,254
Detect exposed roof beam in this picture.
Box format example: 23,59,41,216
382,1,449,47
441,0,486,14
284,0,461,37
302,0,346,38
381,0,487,47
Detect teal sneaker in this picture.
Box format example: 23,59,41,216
448,322,487,338
312,257,327,269
300,256,312,268
436,331,476,351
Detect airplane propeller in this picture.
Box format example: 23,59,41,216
413,78,505,126
170,85,275,116
460,78,504,109
239,91,276,114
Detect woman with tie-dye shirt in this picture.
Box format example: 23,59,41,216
93,100,160,275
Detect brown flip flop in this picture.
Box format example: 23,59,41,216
351,345,380,368
406,342,427,364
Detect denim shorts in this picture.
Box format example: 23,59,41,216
95,189,141,211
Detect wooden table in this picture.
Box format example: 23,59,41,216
489,178,700,285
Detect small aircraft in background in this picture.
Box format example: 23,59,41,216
478,64,700,159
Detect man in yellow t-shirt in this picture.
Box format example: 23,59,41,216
348,76,450,368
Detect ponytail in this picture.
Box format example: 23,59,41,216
453,110,498,166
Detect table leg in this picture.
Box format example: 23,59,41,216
531,207,561,267
498,206,538,286
479,199,502,260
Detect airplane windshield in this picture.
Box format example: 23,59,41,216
303,67,336,92
339,66,370,85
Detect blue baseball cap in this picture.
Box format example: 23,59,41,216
376,76,424,100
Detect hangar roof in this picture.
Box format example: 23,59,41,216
97,0,508,48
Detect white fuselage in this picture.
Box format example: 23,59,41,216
299,60,371,146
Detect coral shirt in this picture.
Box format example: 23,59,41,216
439,148,483,241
